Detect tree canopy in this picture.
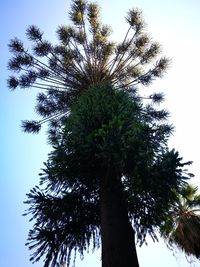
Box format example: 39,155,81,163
24,84,192,266
8,0,168,134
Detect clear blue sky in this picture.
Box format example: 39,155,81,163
1,0,200,266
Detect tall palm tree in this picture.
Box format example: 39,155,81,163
161,183,200,258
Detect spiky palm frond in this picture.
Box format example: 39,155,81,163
161,184,200,258
8,0,169,133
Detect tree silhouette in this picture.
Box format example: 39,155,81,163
8,1,194,267
23,84,192,267
8,0,168,134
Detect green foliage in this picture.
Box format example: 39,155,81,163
24,85,192,266
8,0,168,133
8,1,195,266
160,184,200,258
24,187,100,266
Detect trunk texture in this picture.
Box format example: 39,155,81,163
100,172,140,267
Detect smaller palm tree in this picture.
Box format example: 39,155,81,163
161,183,200,258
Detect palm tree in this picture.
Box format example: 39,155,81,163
161,183,200,258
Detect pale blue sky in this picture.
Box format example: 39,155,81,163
1,0,200,266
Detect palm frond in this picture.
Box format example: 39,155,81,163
161,183,200,258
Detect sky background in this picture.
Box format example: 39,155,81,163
1,0,200,266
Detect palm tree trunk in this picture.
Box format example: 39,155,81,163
100,171,140,267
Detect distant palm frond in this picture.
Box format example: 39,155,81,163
161,184,200,258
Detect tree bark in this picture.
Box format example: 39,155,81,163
100,171,140,267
